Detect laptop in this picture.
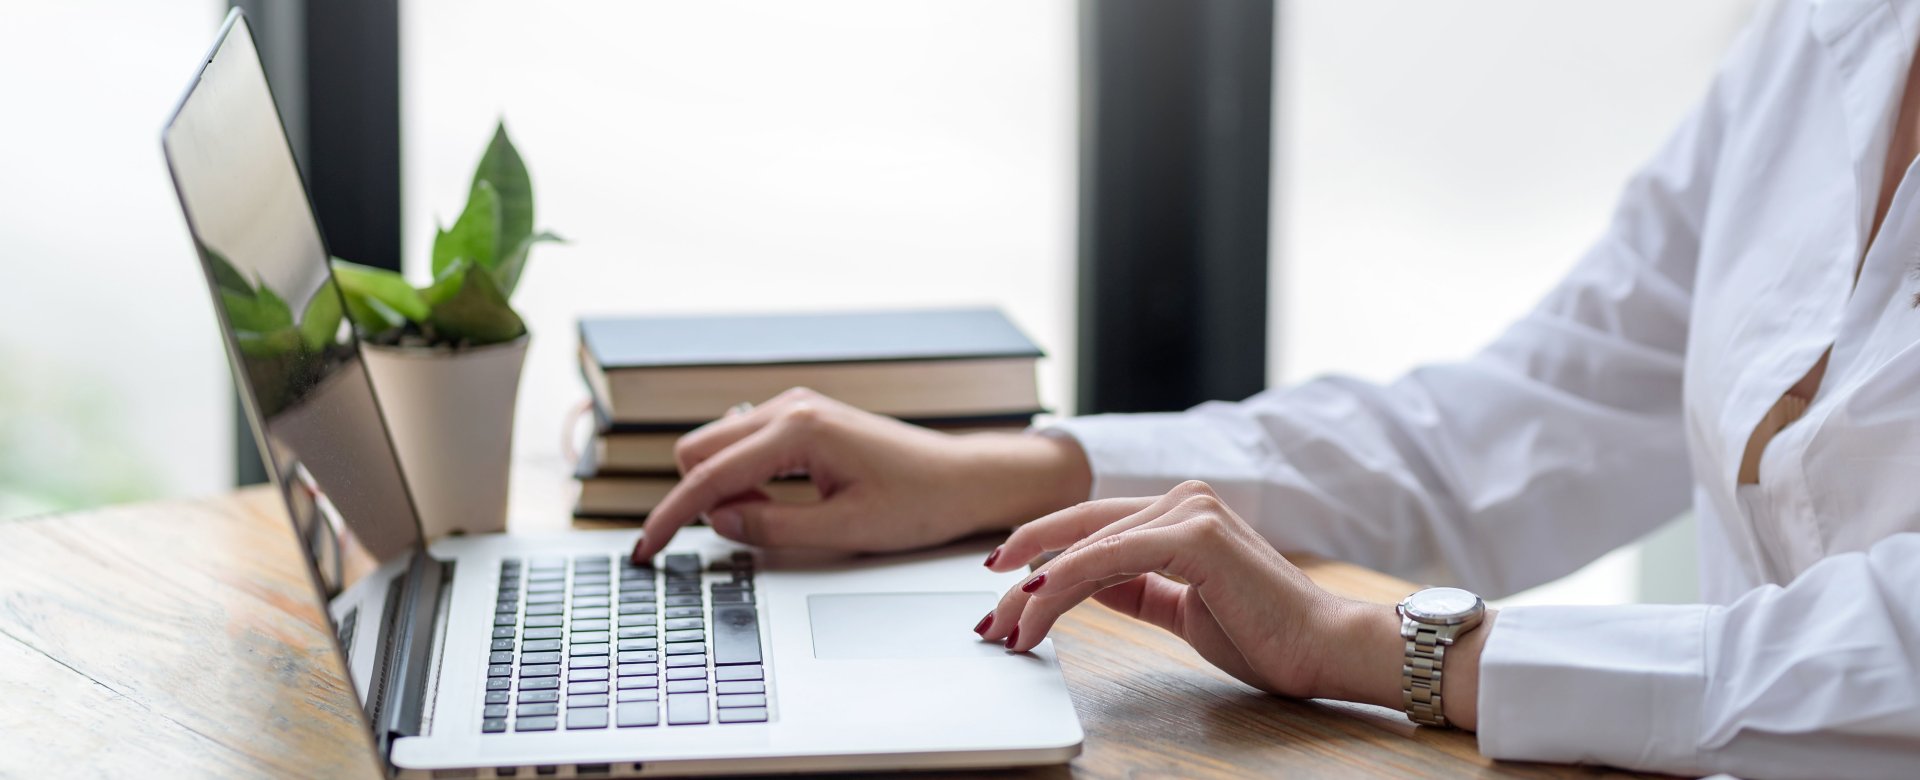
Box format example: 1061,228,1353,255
161,9,1082,777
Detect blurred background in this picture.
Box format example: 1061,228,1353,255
0,0,1756,605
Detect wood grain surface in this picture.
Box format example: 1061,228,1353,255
0,489,1665,779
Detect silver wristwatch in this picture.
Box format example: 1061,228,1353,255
1396,586,1485,728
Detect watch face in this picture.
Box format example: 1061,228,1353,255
1402,587,1482,623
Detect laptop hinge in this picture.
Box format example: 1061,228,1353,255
367,550,450,765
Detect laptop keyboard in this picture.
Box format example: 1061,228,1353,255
481,551,769,733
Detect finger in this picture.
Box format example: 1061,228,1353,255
672,394,793,473
1089,572,1187,633
995,573,1133,651
979,500,1184,641
706,496,862,550
632,417,812,562
1002,522,1214,650
985,496,1156,572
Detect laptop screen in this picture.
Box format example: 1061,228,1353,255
163,13,423,604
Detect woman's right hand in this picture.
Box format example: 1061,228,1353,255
628,388,1092,563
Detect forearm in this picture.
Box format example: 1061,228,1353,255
954,431,1091,533
1326,602,1492,730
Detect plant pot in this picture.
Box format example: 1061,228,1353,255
361,335,529,539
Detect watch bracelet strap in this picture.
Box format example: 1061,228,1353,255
1403,625,1448,727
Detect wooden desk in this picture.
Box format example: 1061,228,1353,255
0,490,1660,779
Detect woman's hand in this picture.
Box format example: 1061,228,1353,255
979,480,1477,721
628,388,1092,562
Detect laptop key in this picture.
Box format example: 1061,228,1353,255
666,693,709,725
715,681,764,695
572,619,610,632
571,631,609,645
566,708,609,729
522,638,562,652
492,627,516,639
570,643,610,657
525,603,563,616
567,681,609,695
618,626,658,639
665,679,707,694
715,665,763,682
484,691,510,705
526,591,564,604
519,664,561,678
519,690,560,704
617,690,660,702
567,669,608,682
664,643,703,657
570,694,610,708
665,667,704,681
663,554,700,576
487,665,512,677
523,627,562,640
664,629,704,644
618,639,657,652
486,678,511,691
572,656,609,668
490,639,515,651
716,693,766,709
483,704,508,718
524,615,563,628
482,718,508,733
619,650,660,664
717,707,768,724
664,595,702,607
616,702,660,727
665,654,706,668
664,606,703,619
712,604,761,666
617,614,654,627
515,716,558,732
571,597,609,609
664,617,703,631
522,651,561,665
617,663,659,677
488,651,515,665
617,602,657,615
520,677,560,690
517,703,559,717
493,615,516,627
617,676,660,690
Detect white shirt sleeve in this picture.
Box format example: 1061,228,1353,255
1479,531,1920,778
1045,1,1761,599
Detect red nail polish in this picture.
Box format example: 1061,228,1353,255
983,547,1002,568
973,613,993,635
1004,626,1020,649
1021,573,1046,593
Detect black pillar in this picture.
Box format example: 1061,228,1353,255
1076,0,1275,415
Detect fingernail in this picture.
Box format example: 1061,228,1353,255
1021,573,1046,593
983,547,1002,568
973,612,993,635
1004,626,1020,650
707,508,743,540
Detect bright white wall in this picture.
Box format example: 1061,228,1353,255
1274,1,1756,604
401,1,1077,515
0,1,231,520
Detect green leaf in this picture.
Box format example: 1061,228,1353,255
432,180,501,278
422,256,474,309
426,262,526,345
331,259,428,333
236,326,302,358
204,247,253,296
220,283,293,333
299,279,344,351
472,121,533,268
495,230,566,297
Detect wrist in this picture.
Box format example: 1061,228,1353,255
1320,599,1490,731
955,431,1091,533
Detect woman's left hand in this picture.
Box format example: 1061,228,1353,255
978,480,1405,706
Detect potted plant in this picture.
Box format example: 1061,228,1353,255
331,122,561,538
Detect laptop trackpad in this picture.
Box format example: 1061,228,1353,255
808,592,1006,660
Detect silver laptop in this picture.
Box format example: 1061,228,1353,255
161,10,1082,777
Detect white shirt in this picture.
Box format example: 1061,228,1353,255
1048,1,1920,776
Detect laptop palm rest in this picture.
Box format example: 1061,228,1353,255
808,592,1005,660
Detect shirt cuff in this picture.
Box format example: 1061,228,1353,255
1478,604,1711,773
1038,410,1269,506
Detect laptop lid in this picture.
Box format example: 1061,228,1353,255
161,7,433,750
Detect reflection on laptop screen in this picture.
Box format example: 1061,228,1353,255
163,15,422,603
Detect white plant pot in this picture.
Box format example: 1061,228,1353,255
361,336,528,540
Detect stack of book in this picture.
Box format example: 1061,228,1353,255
574,308,1046,520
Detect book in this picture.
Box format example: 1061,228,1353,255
573,457,821,520
578,308,1044,425
587,416,1037,476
